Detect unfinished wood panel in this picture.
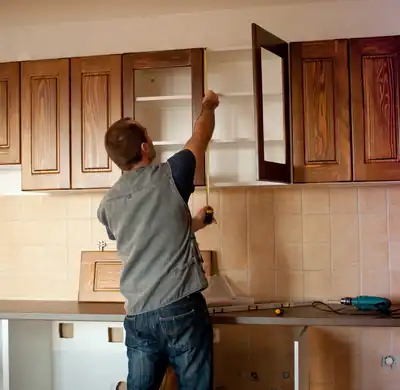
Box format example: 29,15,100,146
79,251,124,302
350,36,400,181
0,62,20,165
122,49,205,186
291,40,351,183
79,250,213,302
21,59,70,190
71,55,122,189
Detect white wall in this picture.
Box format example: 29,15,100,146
1,0,399,62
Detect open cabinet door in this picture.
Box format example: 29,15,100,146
252,23,291,183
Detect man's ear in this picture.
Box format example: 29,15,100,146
141,142,149,154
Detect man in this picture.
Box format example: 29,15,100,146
97,90,220,390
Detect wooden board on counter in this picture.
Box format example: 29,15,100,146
78,250,213,303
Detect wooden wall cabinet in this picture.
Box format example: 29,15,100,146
123,49,206,186
291,36,400,183
0,62,20,165
21,59,70,190
291,40,351,183
71,55,122,189
21,55,122,191
350,36,400,181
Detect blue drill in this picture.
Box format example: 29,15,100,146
340,295,392,312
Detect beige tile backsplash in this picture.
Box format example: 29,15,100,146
2,184,400,389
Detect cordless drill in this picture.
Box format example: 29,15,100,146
340,295,392,313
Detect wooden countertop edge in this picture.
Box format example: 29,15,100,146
0,300,398,326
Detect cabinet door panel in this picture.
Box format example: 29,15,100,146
252,23,291,183
291,40,351,182
350,36,400,181
71,55,122,189
123,49,205,186
21,59,70,190
0,62,20,165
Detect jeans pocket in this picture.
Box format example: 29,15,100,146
124,315,157,350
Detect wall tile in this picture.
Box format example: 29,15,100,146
303,214,330,242
331,242,359,270
274,188,301,215
303,243,330,271
329,187,358,214
275,215,302,243
358,187,387,214
302,188,330,214
388,210,400,242
361,268,390,296
277,270,304,300
304,271,332,300
360,241,388,270
0,184,398,389
219,188,247,270
359,213,388,243
330,214,358,244
276,243,302,271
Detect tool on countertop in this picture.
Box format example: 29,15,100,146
340,295,392,313
203,49,215,226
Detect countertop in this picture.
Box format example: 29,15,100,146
0,300,399,326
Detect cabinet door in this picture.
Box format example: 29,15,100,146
123,49,205,186
350,36,400,181
71,55,122,189
0,62,20,165
291,40,351,183
252,23,291,183
21,59,70,190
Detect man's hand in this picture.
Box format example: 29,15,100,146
191,206,214,233
202,90,220,111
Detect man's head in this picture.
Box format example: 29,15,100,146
104,117,156,171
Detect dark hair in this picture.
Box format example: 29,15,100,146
105,117,147,170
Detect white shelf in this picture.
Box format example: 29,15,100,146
153,139,284,147
135,92,282,102
135,95,192,102
133,47,287,185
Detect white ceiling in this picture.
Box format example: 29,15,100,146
0,0,343,27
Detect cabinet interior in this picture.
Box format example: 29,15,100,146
133,47,287,186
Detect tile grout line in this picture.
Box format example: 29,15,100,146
300,188,305,301
357,187,362,295
245,188,251,298
386,188,392,299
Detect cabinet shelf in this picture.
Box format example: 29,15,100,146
153,139,284,147
135,95,192,102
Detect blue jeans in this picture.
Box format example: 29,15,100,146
124,292,213,390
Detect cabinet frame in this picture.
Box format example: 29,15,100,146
122,49,205,186
70,54,123,189
350,35,400,181
0,62,20,165
252,23,292,183
21,59,70,190
290,39,352,183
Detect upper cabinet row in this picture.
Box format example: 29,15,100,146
1,24,400,191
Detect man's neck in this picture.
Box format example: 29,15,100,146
130,159,151,170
